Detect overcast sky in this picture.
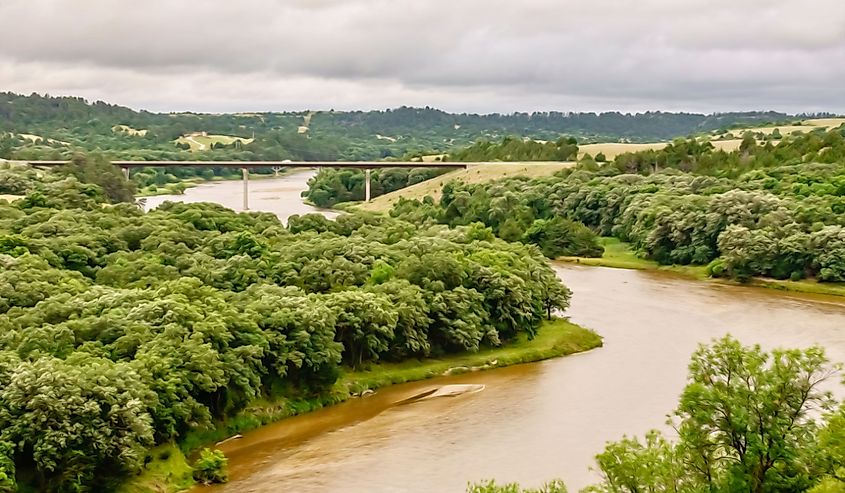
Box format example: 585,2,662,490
1,0,843,114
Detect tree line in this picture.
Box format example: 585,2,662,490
0,159,569,492
390,127,845,282
302,135,583,210
303,166,452,207
1,92,797,167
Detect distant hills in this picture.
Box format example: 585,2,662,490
0,91,834,161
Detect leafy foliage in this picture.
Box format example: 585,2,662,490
304,167,450,207
586,336,842,493
446,136,578,162
467,479,567,493
522,217,604,258
393,128,845,282
192,448,228,485
0,92,795,165
0,163,570,491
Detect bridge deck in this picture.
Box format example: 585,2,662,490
18,160,470,169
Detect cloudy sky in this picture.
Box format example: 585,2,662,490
1,0,843,114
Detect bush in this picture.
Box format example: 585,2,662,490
192,448,228,485
522,217,604,259
706,258,726,277
0,441,15,493
467,479,567,493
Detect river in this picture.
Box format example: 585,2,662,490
158,171,845,492
142,169,338,222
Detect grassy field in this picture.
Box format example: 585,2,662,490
420,153,447,162
559,237,845,297
358,162,574,213
575,117,843,160
802,117,845,128
16,133,70,146
559,237,709,278
578,142,668,159
716,118,845,139
121,318,600,493
174,134,254,151
112,124,148,136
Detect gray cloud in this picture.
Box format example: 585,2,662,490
0,0,843,113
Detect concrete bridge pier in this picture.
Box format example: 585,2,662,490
242,168,249,210
365,168,371,202
122,167,129,180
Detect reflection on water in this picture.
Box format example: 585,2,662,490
173,174,845,492
142,169,338,223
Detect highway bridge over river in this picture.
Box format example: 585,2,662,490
19,160,471,209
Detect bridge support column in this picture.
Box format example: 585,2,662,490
365,168,371,202
122,167,129,180
242,168,249,211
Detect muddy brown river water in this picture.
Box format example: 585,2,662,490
157,172,845,492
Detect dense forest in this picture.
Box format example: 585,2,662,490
389,127,845,282
0,92,801,165
0,92,813,196
0,158,571,492
444,136,579,162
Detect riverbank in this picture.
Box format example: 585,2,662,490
559,237,845,298
120,318,601,493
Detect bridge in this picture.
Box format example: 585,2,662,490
18,160,470,209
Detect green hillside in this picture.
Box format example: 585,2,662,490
0,92,815,163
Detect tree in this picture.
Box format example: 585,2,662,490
676,337,836,493
324,289,398,367
58,153,135,203
521,217,604,259
584,431,688,493
0,354,156,491
587,336,839,493
0,441,15,493
467,479,567,493
192,448,229,484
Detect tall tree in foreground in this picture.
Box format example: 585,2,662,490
586,336,840,493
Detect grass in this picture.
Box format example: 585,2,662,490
113,124,148,137
125,318,600,492
560,237,709,279
118,443,194,493
576,117,845,160
577,142,668,159
339,318,601,390
748,277,845,297
16,133,71,146
174,134,254,152
560,237,845,297
358,162,574,213
720,118,845,138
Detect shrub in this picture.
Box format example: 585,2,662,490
192,448,229,485
467,479,567,493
